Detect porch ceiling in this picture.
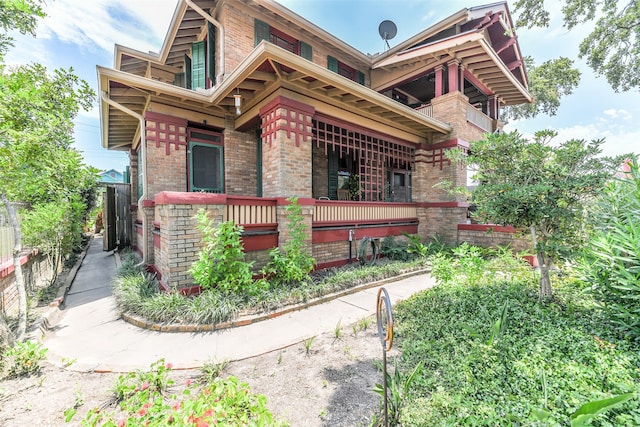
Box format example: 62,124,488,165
371,31,533,106
98,42,451,151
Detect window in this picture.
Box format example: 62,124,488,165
327,56,365,85
175,24,216,90
189,130,224,193
255,19,312,60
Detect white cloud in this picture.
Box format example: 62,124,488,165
603,109,632,120
36,0,175,54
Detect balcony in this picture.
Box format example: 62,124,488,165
466,105,494,132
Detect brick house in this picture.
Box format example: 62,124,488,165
97,0,532,289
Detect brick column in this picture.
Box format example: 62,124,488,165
154,192,226,289
259,96,314,198
414,140,469,245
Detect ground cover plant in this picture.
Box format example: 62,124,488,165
70,358,286,426
393,248,640,426
112,250,429,325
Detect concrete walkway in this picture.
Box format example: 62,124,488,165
44,236,436,372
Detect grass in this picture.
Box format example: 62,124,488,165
393,270,640,426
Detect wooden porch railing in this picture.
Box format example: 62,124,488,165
222,196,277,225
415,103,433,118
466,105,493,132
313,200,417,225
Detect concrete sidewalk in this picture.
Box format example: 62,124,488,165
44,236,436,372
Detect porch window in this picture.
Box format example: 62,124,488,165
255,19,312,60
188,130,224,193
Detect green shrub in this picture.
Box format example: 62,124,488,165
579,158,640,341
262,197,316,286
4,340,47,378
190,211,258,294
380,236,410,261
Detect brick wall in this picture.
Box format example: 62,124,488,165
431,91,487,143
1,253,57,315
457,225,531,252
219,2,367,84
144,112,188,198
224,117,259,196
313,241,350,265
419,206,468,246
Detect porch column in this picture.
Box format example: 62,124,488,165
488,95,499,121
259,96,314,198
434,65,444,97
447,59,460,93
414,140,469,245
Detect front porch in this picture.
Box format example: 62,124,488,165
149,192,423,289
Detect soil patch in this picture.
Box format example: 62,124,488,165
0,318,393,426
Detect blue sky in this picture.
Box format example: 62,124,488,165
6,0,639,172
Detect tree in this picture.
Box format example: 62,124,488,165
460,130,621,300
0,0,96,344
502,56,581,121
513,0,640,92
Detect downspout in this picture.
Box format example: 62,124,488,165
185,0,225,84
100,92,149,265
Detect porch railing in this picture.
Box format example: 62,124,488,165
222,196,277,225
415,103,433,118
313,200,417,225
466,105,493,132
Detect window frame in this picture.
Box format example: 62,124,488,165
188,129,225,193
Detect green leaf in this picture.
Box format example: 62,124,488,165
63,407,77,422
570,393,635,427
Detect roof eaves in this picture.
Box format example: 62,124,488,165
373,8,469,64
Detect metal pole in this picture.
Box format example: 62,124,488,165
376,287,393,427
382,346,389,427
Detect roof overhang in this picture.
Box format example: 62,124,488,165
371,31,532,106
98,41,451,151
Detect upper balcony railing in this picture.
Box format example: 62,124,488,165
466,105,494,132
414,103,433,118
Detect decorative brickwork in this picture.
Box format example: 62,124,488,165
259,97,314,198
260,96,315,147
145,112,187,156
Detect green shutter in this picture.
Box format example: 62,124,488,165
300,41,312,60
327,56,338,73
173,72,185,88
357,70,365,85
328,148,339,200
254,19,270,46
207,22,216,84
184,54,192,90
191,41,206,90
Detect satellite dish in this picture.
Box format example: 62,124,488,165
378,20,397,49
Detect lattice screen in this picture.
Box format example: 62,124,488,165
313,119,414,201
